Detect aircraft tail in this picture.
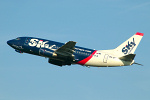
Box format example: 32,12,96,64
114,32,144,57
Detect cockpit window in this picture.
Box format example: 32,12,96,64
16,38,20,40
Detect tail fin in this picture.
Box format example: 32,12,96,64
114,32,144,57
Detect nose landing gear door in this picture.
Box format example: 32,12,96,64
103,54,109,63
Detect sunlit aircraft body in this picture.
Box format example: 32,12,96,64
7,32,144,67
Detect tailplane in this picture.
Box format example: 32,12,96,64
119,54,136,61
119,54,143,66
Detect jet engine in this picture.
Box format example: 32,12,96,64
39,48,57,57
48,58,72,66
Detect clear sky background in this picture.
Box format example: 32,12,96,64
0,0,150,100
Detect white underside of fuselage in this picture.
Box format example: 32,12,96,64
84,50,133,67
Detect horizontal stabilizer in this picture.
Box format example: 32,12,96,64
134,62,143,66
119,54,136,61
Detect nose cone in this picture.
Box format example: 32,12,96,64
7,40,13,46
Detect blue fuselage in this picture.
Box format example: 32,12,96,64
7,37,96,66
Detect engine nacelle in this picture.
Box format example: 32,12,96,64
39,48,57,57
48,58,72,66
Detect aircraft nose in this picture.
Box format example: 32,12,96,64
7,40,16,47
7,40,12,46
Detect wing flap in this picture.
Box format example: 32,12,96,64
55,41,76,57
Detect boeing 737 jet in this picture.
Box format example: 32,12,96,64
7,32,144,67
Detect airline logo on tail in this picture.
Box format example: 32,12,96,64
122,38,136,54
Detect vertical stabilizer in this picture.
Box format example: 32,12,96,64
114,32,144,57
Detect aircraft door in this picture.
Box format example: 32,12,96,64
103,54,109,63
24,38,31,46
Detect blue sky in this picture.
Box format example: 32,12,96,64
0,0,150,100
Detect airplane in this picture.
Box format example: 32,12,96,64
7,32,144,67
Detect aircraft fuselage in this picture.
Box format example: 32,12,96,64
7,32,144,67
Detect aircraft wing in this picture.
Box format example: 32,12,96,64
55,41,76,57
